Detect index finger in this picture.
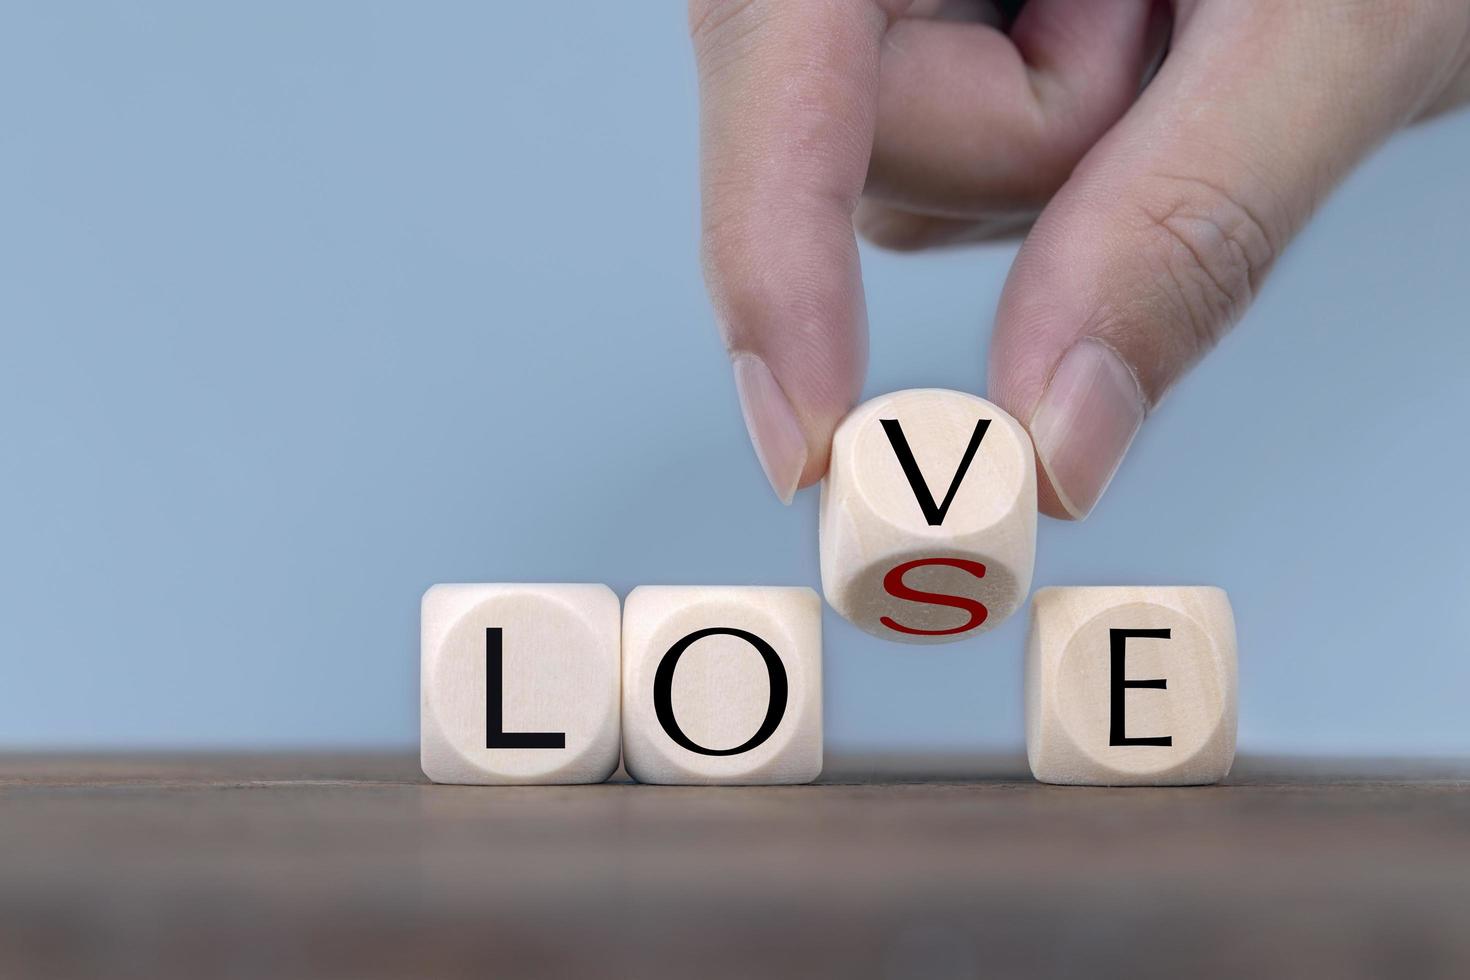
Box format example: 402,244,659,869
692,0,908,502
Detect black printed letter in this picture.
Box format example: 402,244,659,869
1109,628,1173,747
880,418,990,525
653,627,788,756
485,627,566,749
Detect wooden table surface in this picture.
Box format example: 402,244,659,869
3,753,1469,979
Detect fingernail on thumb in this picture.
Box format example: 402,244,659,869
1028,339,1145,520
732,353,808,505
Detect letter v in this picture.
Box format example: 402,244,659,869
879,418,990,526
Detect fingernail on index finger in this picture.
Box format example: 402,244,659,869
733,352,809,505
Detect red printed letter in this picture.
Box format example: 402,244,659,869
879,558,989,636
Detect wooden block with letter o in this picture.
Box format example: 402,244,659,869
421,583,621,785
820,388,1036,643
621,585,822,785
1025,586,1238,786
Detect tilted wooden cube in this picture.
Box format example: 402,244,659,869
1026,587,1237,786
820,388,1036,643
621,586,822,785
421,583,621,785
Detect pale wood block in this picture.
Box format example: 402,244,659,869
421,583,621,785
820,388,1037,643
621,586,822,785
1026,586,1238,786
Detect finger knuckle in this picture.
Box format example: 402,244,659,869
689,0,760,46
702,217,852,354
1134,175,1278,355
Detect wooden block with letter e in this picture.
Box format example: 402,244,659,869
420,583,621,785
820,388,1036,643
621,586,822,785
1026,586,1238,786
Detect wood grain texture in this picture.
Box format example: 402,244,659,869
421,583,621,784
1026,586,1237,785
3,753,1469,979
819,389,1036,643
621,586,822,785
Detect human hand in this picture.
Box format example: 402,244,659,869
691,0,1470,517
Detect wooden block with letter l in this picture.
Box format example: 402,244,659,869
1025,586,1238,786
820,388,1036,643
421,583,621,785
621,585,822,785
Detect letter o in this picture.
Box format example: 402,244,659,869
653,627,789,756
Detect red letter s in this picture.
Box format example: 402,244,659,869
879,558,988,636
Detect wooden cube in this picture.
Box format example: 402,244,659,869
621,586,822,785
421,583,621,785
1025,586,1237,786
820,388,1036,643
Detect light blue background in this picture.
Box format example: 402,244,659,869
3,2,1467,753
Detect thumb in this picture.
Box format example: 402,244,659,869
988,1,1465,520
